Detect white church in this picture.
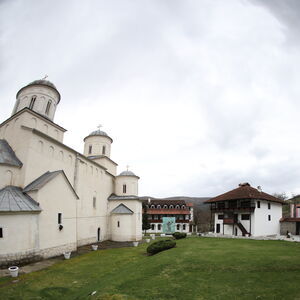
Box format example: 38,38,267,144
0,79,142,267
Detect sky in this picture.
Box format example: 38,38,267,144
1,0,300,198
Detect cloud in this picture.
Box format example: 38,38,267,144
1,0,300,198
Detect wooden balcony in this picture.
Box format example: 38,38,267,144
223,218,234,224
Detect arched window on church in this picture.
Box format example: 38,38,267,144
182,205,186,210
45,100,52,115
102,145,106,155
123,184,127,193
169,205,174,209
88,145,92,154
157,205,161,209
175,205,180,209
29,96,36,109
151,205,155,209
163,205,168,209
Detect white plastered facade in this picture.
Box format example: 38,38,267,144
214,200,282,237
0,80,142,265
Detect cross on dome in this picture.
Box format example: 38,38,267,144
42,74,48,80
97,124,103,130
126,165,130,171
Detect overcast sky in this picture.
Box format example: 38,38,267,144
1,0,300,198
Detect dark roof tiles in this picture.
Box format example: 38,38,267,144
0,140,23,167
0,186,41,212
205,183,284,204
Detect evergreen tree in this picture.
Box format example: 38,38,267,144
142,202,151,234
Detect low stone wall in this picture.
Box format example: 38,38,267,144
280,222,296,235
39,243,77,259
0,242,77,269
0,249,42,269
77,237,96,247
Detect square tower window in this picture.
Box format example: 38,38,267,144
257,201,260,208
0,228,3,238
268,203,271,209
268,215,271,221
117,221,120,227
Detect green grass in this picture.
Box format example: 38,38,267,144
0,237,300,299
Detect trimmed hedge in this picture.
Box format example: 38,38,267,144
172,232,187,240
146,239,176,255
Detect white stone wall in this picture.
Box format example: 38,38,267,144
83,135,112,158
115,176,138,196
0,213,39,255
109,200,142,241
27,174,77,252
253,200,282,236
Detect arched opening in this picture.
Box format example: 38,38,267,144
97,227,101,241
102,145,106,155
29,96,36,109
123,184,127,193
45,100,52,115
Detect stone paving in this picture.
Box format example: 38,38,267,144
0,240,136,278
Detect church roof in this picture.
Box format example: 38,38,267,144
0,186,41,212
108,194,140,201
0,140,23,167
117,170,139,178
205,183,284,204
111,203,134,214
16,79,61,102
23,170,79,198
84,129,113,143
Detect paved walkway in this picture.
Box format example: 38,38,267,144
0,240,135,278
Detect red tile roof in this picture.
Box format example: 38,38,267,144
205,183,284,204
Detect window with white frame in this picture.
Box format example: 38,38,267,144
183,224,186,230
177,224,180,230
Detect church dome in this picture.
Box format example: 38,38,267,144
16,79,61,102
84,129,113,143
118,170,139,177
28,79,57,90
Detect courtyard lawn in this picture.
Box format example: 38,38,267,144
0,238,300,300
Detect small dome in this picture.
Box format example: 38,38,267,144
28,79,58,90
16,79,61,102
84,129,113,143
118,170,137,176
89,129,109,137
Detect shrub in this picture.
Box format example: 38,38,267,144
146,239,176,255
172,232,187,240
